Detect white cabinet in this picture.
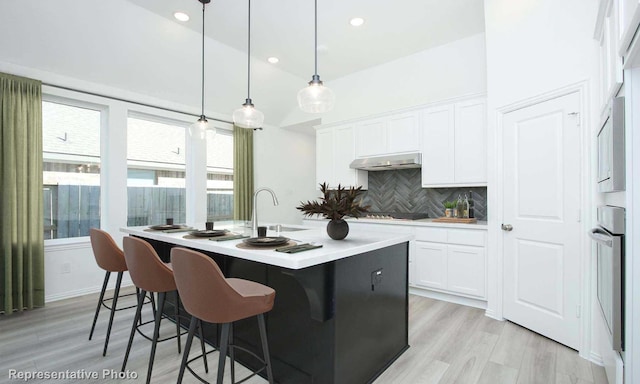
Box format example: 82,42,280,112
315,125,368,189
618,0,640,55
596,0,624,111
413,227,486,299
355,111,420,157
421,98,486,187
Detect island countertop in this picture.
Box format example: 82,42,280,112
120,223,413,270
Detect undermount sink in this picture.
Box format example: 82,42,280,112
268,225,308,232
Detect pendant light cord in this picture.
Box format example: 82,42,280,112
201,1,206,117
247,0,251,100
314,0,318,76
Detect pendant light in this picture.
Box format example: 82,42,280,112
297,0,335,113
233,0,264,129
189,0,214,139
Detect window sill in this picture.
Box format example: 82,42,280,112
45,236,91,251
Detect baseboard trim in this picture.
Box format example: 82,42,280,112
409,287,487,310
589,352,605,366
45,280,135,303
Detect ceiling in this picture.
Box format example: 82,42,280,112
127,0,486,81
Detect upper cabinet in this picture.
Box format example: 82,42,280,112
617,0,640,57
421,98,487,187
355,111,421,158
596,0,624,112
316,124,368,190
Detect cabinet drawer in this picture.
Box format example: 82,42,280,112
414,227,447,243
447,229,485,247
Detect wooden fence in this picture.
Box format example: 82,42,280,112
44,185,233,239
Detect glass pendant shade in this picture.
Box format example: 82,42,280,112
297,76,335,113
189,116,213,140
233,99,264,129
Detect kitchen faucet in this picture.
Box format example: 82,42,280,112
251,187,279,237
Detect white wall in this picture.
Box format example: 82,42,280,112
483,0,602,363
254,127,317,225
280,33,488,126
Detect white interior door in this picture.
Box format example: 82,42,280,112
502,92,582,349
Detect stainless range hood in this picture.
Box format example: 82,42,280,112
349,152,421,171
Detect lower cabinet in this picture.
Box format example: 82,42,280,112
413,228,486,299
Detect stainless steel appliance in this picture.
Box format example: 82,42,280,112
364,212,429,220
349,152,421,171
590,205,625,354
597,97,625,192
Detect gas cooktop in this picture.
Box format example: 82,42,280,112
363,212,429,220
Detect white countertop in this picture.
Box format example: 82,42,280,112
304,216,488,230
121,223,413,270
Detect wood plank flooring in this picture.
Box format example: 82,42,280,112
0,289,608,384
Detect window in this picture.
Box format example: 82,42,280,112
206,127,234,221
127,116,187,226
43,100,102,240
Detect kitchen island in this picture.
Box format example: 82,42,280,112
121,223,412,384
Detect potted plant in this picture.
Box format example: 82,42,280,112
443,201,457,218
297,182,370,240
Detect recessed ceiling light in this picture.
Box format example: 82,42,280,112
174,12,190,22
267,57,279,64
350,17,365,27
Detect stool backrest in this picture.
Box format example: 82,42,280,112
122,236,176,293
170,247,244,323
89,228,127,272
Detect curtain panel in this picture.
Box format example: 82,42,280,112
0,72,44,314
232,125,254,221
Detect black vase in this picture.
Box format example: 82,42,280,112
327,219,349,240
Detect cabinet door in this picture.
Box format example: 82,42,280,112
316,128,334,188
387,112,420,154
413,241,447,290
447,245,485,298
333,125,359,187
454,99,486,184
355,118,387,157
421,105,455,186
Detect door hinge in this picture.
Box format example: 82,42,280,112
576,305,581,318
568,112,580,126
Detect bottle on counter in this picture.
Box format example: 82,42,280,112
468,190,475,218
463,194,470,218
456,195,464,218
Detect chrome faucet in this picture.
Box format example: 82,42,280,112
251,187,279,237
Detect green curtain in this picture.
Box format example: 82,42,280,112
0,73,44,314
233,125,254,221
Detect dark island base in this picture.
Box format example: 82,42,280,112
142,238,409,384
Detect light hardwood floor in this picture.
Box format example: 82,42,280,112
0,289,608,384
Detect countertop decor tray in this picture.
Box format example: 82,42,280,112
432,217,478,224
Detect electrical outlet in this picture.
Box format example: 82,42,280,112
61,262,71,274
371,269,383,291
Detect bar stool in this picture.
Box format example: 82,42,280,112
171,247,275,384
121,236,208,384
89,228,152,356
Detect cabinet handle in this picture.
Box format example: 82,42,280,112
501,224,513,231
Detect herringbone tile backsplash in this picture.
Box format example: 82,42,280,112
360,169,487,220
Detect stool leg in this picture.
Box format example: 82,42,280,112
198,319,209,373
89,271,110,340
135,288,142,326
177,316,198,384
216,323,231,384
229,322,235,383
175,290,181,354
122,288,145,371
146,291,165,384
103,271,123,356
257,314,274,384
149,292,157,320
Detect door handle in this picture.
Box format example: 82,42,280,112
501,224,513,231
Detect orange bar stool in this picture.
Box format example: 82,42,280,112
171,247,276,384
89,228,152,356
122,236,208,384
